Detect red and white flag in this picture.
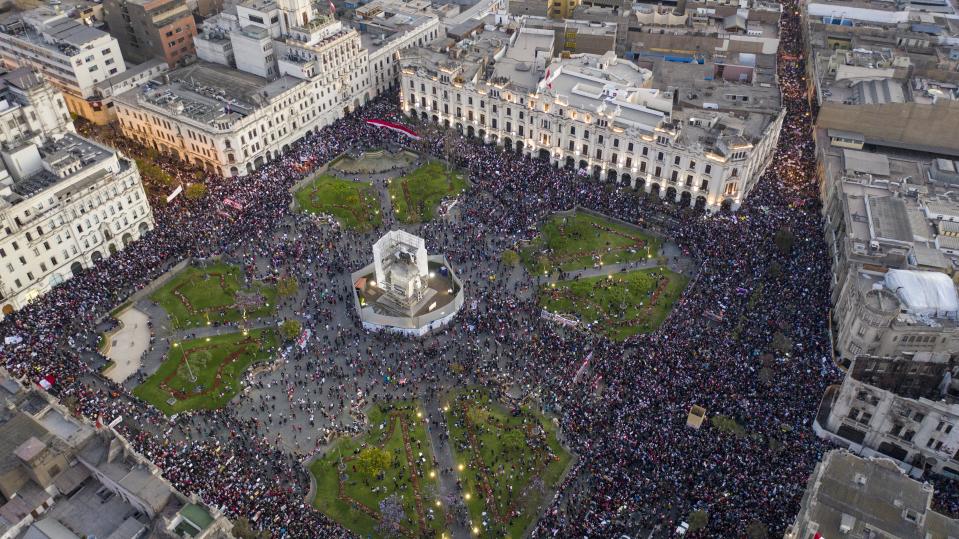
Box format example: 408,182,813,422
328,0,335,16
366,119,420,140
814,533,825,539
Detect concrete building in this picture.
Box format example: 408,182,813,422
0,121,154,317
354,0,441,97
118,0,439,176
817,127,959,364
0,69,75,149
102,0,198,67
400,24,784,211
816,355,959,479
0,8,127,123
0,369,234,539
785,449,959,539
114,62,324,175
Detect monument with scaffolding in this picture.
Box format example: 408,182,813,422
351,230,464,335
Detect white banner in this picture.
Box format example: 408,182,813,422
166,185,183,202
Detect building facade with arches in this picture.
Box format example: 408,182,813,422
0,133,154,319
399,24,785,212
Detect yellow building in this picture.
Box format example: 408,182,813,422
548,0,578,19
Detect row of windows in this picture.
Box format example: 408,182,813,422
408,91,686,160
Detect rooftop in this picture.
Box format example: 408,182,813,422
0,9,110,57
2,133,116,204
117,62,305,129
44,479,150,538
78,434,173,514
796,450,959,538
352,2,437,53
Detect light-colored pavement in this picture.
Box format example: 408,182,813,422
103,307,151,384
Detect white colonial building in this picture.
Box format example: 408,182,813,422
113,0,439,176
0,8,127,124
0,121,154,317
400,25,785,211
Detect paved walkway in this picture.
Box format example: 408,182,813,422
103,307,151,384
424,396,471,539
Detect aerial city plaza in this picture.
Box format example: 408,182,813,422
4,0,959,535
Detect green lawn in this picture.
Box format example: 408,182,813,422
539,268,688,340
521,212,662,273
388,162,468,223
444,388,571,538
151,263,277,329
133,329,277,415
294,174,382,231
310,402,447,538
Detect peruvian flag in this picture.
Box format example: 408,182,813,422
37,375,54,391
328,0,335,16
815,533,825,539
366,119,420,140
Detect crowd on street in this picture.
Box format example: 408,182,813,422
0,1,938,536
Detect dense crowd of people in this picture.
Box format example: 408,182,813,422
0,0,937,536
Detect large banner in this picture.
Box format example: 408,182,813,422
166,185,183,203
366,119,420,140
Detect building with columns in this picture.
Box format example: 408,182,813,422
399,24,784,211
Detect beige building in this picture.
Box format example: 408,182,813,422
786,449,959,539
400,24,784,211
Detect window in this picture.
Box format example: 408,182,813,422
674,155,681,166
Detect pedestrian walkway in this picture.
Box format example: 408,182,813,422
102,307,151,384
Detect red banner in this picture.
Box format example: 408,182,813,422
366,119,420,140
